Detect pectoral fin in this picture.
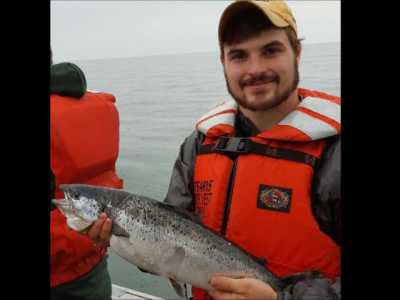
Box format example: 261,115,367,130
168,279,187,298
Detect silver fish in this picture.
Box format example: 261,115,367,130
53,184,285,293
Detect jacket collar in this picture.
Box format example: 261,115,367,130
196,88,341,142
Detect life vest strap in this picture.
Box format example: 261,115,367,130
198,137,318,167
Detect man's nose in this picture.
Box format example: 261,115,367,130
246,55,266,76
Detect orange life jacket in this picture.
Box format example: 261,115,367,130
50,91,123,287
192,88,341,300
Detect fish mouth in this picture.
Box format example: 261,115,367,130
52,193,94,232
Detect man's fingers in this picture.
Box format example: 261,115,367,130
87,213,107,241
209,290,242,300
210,276,241,293
99,218,112,242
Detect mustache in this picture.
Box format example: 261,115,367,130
239,73,279,89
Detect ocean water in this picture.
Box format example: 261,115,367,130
71,42,340,299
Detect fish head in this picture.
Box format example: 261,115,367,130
55,184,109,231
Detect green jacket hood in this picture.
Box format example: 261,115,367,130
50,62,87,98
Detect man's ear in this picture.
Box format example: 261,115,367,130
220,51,225,66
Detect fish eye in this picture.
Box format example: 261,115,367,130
69,191,79,199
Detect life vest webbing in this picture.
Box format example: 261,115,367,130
198,137,319,167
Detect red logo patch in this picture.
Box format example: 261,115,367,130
257,184,292,213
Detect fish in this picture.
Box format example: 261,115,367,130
53,184,285,294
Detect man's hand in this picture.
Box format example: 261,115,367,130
209,276,277,300
87,213,113,247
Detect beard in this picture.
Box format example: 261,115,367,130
225,60,300,112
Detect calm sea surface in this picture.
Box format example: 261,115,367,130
71,42,340,299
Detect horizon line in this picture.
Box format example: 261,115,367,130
55,41,340,63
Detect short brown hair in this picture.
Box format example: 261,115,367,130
220,7,301,55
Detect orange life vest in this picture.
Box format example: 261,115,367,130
50,91,123,287
192,88,341,300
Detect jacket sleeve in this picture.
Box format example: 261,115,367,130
163,130,202,211
311,135,341,245
277,136,341,300
277,277,340,300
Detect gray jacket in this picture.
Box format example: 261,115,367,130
164,112,341,300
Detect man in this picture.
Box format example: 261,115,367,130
89,1,341,299
50,54,123,299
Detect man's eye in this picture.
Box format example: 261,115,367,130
264,48,280,56
230,53,246,60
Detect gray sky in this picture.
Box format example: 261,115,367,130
51,1,340,62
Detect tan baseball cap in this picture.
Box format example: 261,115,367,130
218,0,298,46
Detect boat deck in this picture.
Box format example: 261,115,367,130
112,284,164,300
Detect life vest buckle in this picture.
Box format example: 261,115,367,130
237,138,249,152
305,155,317,166
264,147,278,156
214,137,250,154
215,136,230,150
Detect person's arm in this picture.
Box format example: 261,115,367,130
209,275,340,300
276,276,340,300
312,135,341,245
275,136,342,300
163,130,202,210
274,135,342,300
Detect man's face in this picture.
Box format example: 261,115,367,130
222,28,300,112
